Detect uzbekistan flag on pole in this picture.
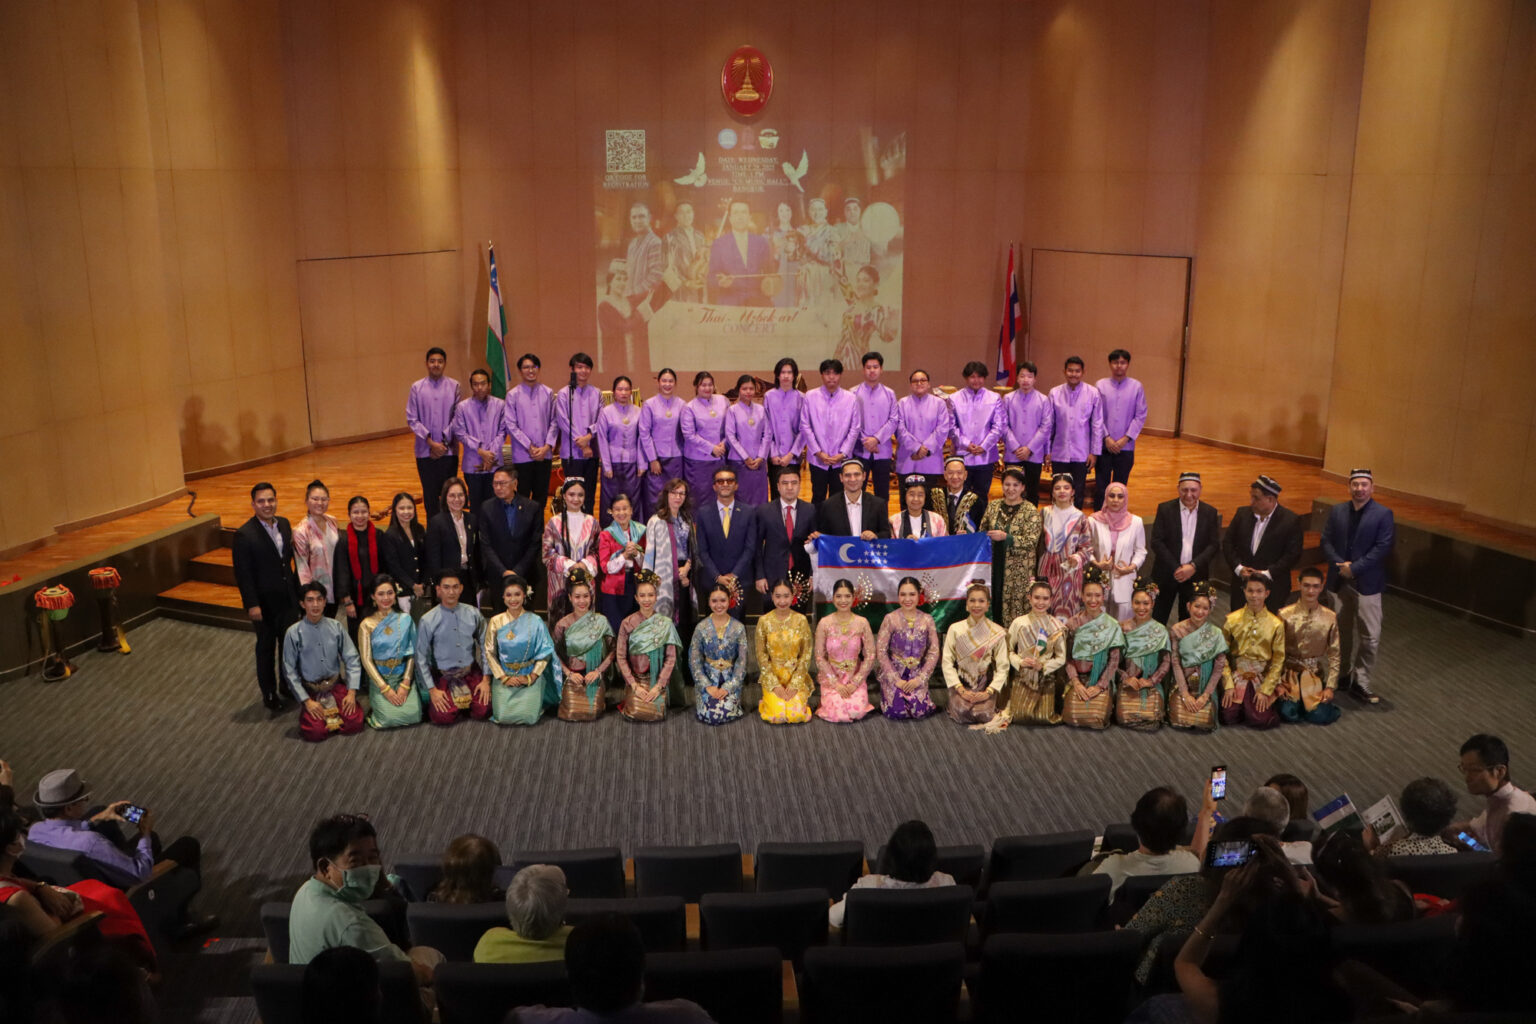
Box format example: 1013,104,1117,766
814,535,993,635
996,243,1021,385
485,244,511,399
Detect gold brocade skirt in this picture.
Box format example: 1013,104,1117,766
1168,691,1218,731
1115,682,1165,731
1007,670,1061,725
1062,688,1112,730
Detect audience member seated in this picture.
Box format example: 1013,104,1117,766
302,945,382,1024
1499,812,1536,891
1438,873,1536,1017
44,942,158,1024
1365,777,1461,857
510,913,715,1023
26,768,214,935
1094,787,1200,899
828,819,954,928
289,813,442,987
1451,733,1536,855
1241,787,1312,865
1310,832,1413,924
474,864,571,964
1264,773,1317,841
429,834,503,904
1125,817,1285,985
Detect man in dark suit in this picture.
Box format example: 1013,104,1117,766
694,466,758,621
478,466,541,605
1149,471,1223,623
1221,474,1303,615
707,199,773,306
1320,468,1395,704
231,481,300,714
755,465,817,595
814,460,893,539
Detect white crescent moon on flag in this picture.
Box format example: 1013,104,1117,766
838,542,857,562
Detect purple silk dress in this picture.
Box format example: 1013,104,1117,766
875,609,940,719
639,394,685,521
681,395,730,504
597,402,644,527
725,401,770,505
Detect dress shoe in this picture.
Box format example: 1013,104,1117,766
172,912,219,939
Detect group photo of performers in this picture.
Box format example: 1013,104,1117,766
232,343,1394,742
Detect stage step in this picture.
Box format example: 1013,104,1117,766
156,580,250,629
188,547,236,586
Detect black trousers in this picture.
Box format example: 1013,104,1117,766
513,460,553,510
809,465,838,505
964,464,995,525
252,597,298,702
1094,447,1137,507
1152,576,1203,625
561,458,598,513
415,453,458,518
1054,461,1088,509
1020,461,1044,507
865,458,893,511
465,471,494,511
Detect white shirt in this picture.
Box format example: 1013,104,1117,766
1179,502,1199,566
844,493,865,532
1093,849,1200,899
907,513,927,535
1250,510,1273,554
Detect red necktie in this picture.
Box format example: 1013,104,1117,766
785,503,794,541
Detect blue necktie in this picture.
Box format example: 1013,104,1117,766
504,501,516,535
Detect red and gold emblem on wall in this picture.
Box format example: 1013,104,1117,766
721,46,772,117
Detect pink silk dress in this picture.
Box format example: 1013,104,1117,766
814,615,875,722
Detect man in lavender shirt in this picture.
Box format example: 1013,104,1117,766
505,353,557,509
405,346,460,517
895,368,952,504
1002,359,1054,506
1094,348,1147,508
1047,355,1104,510
555,352,603,514
450,369,507,510
854,351,898,510
799,358,861,505
764,357,805,494
950,360,1004,525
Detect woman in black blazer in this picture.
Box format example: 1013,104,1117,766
382,491,428,612
425,476,480,599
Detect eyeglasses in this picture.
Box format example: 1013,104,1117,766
1458,764,1494,776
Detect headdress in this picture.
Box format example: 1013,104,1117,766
1348,468,1373,482
1253,474,1282,496
1082,563,1109,588
1190,580,1216,600
1178,471,1201,485
564,564,595,590
634,568,662,588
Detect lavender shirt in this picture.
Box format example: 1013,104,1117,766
681,395,730,460
1003,388,1053,464
895,394,953,475
854,382,899,460
639,395,685,462
725,401,770,461
1096,376,1147,449
503,383,557,463
950,387,1003,467
1047,383,1105,462
451,396,507,474
27,818,153,888
554,384,603,459
405,375,461,458
763,386,805,461
800,386,861,469
597,403,642,470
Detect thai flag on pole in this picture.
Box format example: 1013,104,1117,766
996,244,1021,385
814,535,993,635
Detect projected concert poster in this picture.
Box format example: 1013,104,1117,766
596,124,907,375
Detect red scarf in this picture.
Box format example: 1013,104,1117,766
347,525,379,598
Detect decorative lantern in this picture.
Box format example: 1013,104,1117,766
33,584,76,681
88,566,131,654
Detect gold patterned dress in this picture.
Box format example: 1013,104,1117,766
1005,611,1066,725
1276,601,1342,725
979,499,1044,626
756,610,815,724
941,616,1010,725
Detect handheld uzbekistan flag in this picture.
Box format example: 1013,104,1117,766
814,535,993,635
484,244,510,398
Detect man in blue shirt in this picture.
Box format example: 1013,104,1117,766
1320,468,1395,704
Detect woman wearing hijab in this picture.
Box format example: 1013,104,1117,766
1040,473,1093,618
1087,482,1146,620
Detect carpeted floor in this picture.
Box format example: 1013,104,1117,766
1,593,1531,1022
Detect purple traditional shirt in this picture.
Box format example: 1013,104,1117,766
597,403,642,471
639,394,685,462
450,396,507,474
800,386,861,470
950,387,1003,467
725,401,770,461
553,384,603,459
763,386,805,461
1003,388,1053,465
1047,382,1105,462
895,394,953,475
681,395,730,460
405,375,461,458
854,381,899,460
1096,375,1147,450
503,382,557,463
27,818,154,888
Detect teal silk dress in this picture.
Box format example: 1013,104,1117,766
359,610,422,729
484,610,561,725
688,616,747,724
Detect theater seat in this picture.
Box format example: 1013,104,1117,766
873,844,986,890
632,843,743,901
251,961,427,1024
1100,822,1139,854
406,902,508,962
753,840,864,897
434,961,571,1024
563,896,686,952
975,931,1142,1023
984,831,1095,890
841,885,974,947
391,855,448,902
981,875,1111,936
800,942,965,1024
1106,873,1174,927
261,900,407,964
643,946,783,1024
1333,915,1458,999
509,847,626,899
699,888,829,966
1386,852,1496,899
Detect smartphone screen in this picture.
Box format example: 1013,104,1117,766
1456,830,1490,853
1209,765,1227,801
122,804,145,824
1208,839,1253,868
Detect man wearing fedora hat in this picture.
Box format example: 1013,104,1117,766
27,768,214,935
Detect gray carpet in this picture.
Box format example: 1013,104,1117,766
2,594,1532,1021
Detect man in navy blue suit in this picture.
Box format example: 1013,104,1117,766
1320,468,1395,704
695,466,758,621
754,466,816,597
478,466,541,606
707,200,773,306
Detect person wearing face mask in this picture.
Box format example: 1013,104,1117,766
288,813,443,986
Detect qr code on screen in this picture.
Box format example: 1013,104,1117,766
605,130,646,173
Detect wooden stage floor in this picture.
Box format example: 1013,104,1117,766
3,433,1534,585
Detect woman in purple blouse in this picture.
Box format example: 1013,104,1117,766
725,374,770,506
874,576,941,719
639,367,685,522
680,371,730,504
596,375,645,527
